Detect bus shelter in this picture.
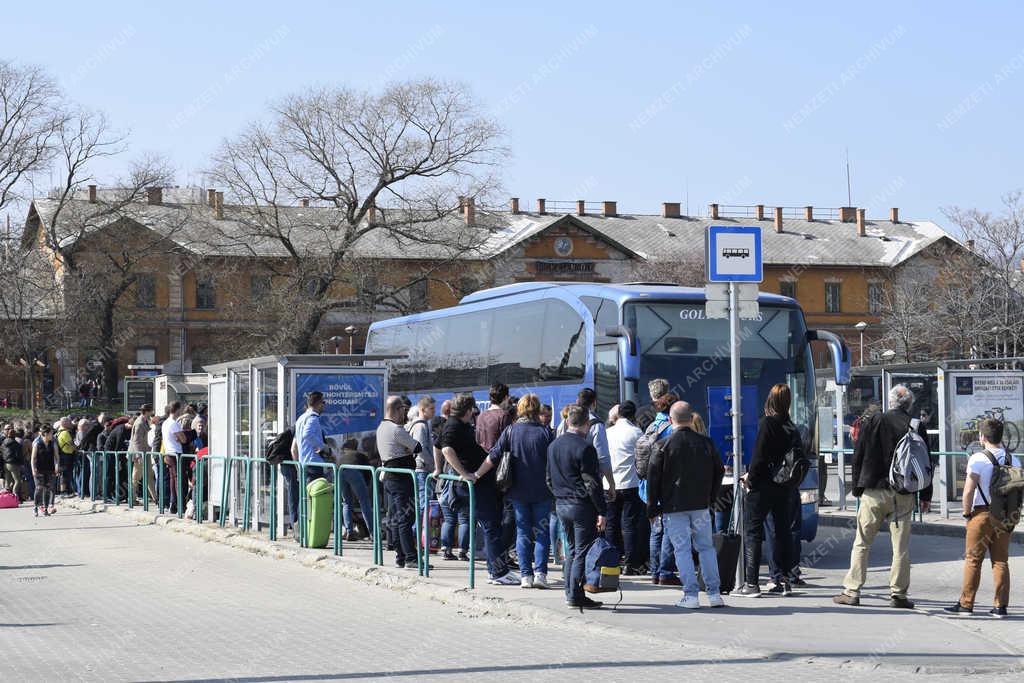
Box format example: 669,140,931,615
203,354,393,534
153,373,209,416
821,358,1023,517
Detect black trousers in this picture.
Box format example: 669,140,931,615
744,483,794,586
556,500,598,605
604,487,647,568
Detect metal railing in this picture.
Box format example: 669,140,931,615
425,473,475,588
71,452,476,589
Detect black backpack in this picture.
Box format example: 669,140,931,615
266,428,294,466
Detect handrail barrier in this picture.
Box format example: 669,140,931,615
426,473,475,588
284,459,339,549
378,466,423,575
338,464,381,563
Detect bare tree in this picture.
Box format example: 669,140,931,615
877,267,933,362
206,79,508,354
628,253,705,286
0,240,65,421
944,192,1024,357
0,60,64,214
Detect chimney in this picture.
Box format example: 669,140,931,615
537,198,546,215
147,187,162,205
510,197,520,215
88,185,97,203
602,201,617,217
966,239,975,251
755,204,764,220
709,203,719,219
662,202,681,218
299,198,309,208
366,205,376,224
214,192,224,220
890,207,899,223
1019,257,1024,273
773,206,783,233
576,200,586,216
856,208,866,236
840,206,857,223
805,206,813,221
463,196,475,225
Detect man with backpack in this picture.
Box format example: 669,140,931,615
834,384,932,609
944,418,1021,618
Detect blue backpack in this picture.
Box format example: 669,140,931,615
583,536,622,603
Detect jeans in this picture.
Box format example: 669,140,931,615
413,470,433,532
664,509,720,598
384,476,417,567
475,482,509,579
605,487,646,569
441,494,470,551
764,486,802,582
511,499,552,577
744,483,794,586
649,515,678,578
556,500,598,604
341,468,374,535
75,454,91,498
281,463,300,528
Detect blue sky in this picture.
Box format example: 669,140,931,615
5,1,1023,223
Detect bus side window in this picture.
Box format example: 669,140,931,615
594,344,620,418
539,300,586,381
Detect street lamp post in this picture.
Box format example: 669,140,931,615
880,349,896,364
855,321,868,366
327,335,344,355
344,325,358,355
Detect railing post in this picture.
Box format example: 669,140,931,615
176,455,184,519
837,449,847,511
127,452,135,508
219,456,231,528
142,453,150,512
334,466,343,556
269,464,278,542
939,450,949,519
114,452,122,504
158,452,166,514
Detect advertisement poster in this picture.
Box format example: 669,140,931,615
293,371,385,442
947,371,1024,497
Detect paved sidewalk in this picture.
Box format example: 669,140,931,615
38,496,1024,676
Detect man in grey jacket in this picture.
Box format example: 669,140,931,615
407,396,438,521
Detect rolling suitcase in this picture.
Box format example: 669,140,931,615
696,532,742,594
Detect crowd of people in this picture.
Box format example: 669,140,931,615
9,376,1016,618
1,401,208,517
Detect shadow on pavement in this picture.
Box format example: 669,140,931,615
0,563,84,570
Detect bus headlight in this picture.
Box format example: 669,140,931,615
800,490,818,505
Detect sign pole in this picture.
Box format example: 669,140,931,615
729,281,744,589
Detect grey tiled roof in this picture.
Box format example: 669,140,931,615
28,197,958,267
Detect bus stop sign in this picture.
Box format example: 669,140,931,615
705,226,763,283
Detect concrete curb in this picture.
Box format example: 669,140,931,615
61,498,1024,675
819,511,1024,545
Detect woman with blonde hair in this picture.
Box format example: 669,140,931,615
474,393,555,588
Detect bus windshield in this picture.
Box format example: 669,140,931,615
624,301,815,455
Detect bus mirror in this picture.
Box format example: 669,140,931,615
603,325,637,356
807,329,851,385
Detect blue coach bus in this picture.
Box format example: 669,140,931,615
365,282,850,540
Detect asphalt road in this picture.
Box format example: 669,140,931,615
2,505,1024,681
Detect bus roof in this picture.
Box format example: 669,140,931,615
458,282,795,307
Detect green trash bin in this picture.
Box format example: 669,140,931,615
306,477,334,549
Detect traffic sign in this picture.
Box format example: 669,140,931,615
706,226,763,283
705,299,760,319
704,283,758,301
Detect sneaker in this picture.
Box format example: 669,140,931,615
781,581,793,596
890,595,915,609
765,582,784,594
734,583,761,598
442,549,458,561
989,606,1008,619
457,551,470,562
567,597,603,610
43,508,50,517
651,576,661,585
533,573,549,589
623,565,645,576
659,575,682,586
34,506,39,517
676,595,701,609
790,576,808,587
520,575,534,589
943,603,973,616
48,506,56,515
708,593,726,608
833,593,860,606
488,572,520,586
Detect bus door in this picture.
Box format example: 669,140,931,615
706,385,759,467
594,344,621,418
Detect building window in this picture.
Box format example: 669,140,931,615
868,283,882,314
779,281,796,300
196,277,216,310
825,282,841,313
136,347,157,365
136,274,155,308
251,275,271,301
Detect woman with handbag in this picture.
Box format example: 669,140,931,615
474,394,554,589
736,383,802,598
